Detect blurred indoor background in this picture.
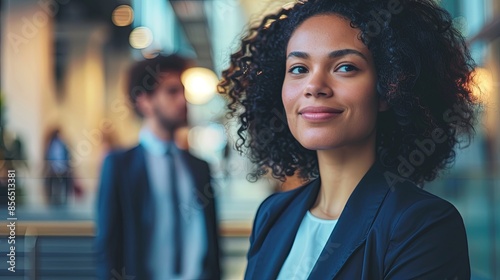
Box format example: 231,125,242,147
0,0,499,279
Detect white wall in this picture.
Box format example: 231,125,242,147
1,0,59,206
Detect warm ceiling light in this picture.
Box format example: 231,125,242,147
181,67,219,105
112,5,134,27
472,67,493,103
129,27,153,49
141,49,161,59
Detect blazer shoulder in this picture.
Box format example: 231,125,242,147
258,180,314,214
387,180,458,213
382,181,470,278
182,150,209,167
98,146,141,188
104,145,150,169
383,180,465,239
104,145,140,161
253,180,317,231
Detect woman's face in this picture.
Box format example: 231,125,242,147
283,14,385,151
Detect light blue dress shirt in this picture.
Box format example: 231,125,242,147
139,127,207,280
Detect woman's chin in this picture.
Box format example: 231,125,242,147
297,138,340,151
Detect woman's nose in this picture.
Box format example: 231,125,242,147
304,71,333,97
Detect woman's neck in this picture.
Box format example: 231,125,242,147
310,142,376,220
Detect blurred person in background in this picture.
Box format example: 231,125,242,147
43,128,74,205
0,93,28,205
220,0,478,279
95,54,221,280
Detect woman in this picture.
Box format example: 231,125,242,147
219,0,477,279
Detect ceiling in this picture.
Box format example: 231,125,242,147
50,0,297,70
54,0,213,68
169,0,213,69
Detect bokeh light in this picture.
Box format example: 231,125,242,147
472,67,493,103
188,124,227,154
112,5,134,27
141,49,161,59
129,27,153,49
181,67,219,105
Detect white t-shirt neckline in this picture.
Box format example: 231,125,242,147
306,210,339,224
277,210,339,280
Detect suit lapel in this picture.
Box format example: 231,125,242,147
124,145,153,278
129,145,155,234
178,151,214,233
254,179,321,279
307,162,390,279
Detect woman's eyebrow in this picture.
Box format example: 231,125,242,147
287,51,310,59
287,49,367,61
329,49,367,61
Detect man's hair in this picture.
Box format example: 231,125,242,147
127,54,188,116
219,0,479,185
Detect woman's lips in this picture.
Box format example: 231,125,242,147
298,106,344,121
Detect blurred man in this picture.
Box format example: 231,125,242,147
95,54,221,280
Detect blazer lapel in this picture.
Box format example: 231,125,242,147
254,179,321,279
181,152,203,187
129,145,155,234
123,145,154,278
307,162,391,279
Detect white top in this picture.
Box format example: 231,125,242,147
277,211,338,280
140,128,207,280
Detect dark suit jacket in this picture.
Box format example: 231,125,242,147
245,162,470,279
95,145,221,280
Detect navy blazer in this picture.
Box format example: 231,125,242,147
95,145,221,280
245,162,470,279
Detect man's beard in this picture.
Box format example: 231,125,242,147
153,105,187,133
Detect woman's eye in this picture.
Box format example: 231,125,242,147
288,66,308,74
337,65,358,72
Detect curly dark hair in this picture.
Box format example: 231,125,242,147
218,0,478,185
128,54,189,117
